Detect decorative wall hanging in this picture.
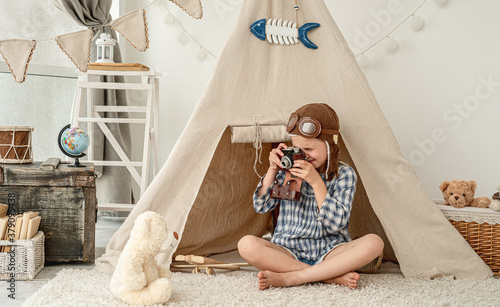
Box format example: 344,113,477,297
110,9,149,52
0,39,37,83
250,2,320,49
354,0,444,69
251,18,320,49
1,0,202,83
169,0,203,20
54,29,93,72
160,0,215,61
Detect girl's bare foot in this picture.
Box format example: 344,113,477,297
324,272,360,289
257,270,360,290
257,271,301,290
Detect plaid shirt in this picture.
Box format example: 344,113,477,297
253,162,357,261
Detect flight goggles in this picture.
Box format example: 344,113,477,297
286,112,339,140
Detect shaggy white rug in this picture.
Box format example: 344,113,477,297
22,269,500,307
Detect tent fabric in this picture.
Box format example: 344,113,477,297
231,125,291,143
95,0,493,279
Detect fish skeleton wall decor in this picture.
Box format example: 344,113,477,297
250,18,320,49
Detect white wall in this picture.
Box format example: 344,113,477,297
113,1,500,200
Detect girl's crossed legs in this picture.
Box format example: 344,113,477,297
237,234,384,290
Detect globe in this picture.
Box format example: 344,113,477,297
60,126,89,156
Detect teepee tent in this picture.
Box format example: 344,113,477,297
95,0,492,279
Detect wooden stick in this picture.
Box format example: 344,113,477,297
175,255,222,265
171,264,249,271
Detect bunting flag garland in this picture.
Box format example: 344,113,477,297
0,0,203,82
110,9,149,52
54,29,94,72
170,0,203,20
0,39,37,83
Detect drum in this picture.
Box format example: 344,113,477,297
0,126,34,164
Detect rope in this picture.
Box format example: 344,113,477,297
0,127,33,163
253,114,264,178
324,140,330,178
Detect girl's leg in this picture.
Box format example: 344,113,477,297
258,234,384,290
238,235,308,273
239,235,367,290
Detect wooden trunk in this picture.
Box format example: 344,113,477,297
0,158,96,263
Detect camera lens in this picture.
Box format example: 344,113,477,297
280,156,293,169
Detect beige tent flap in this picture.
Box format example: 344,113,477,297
231,125,291,144
175,127,272,256
95,0,492,279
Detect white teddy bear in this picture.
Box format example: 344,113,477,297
489,185,500,211
110,211,179,305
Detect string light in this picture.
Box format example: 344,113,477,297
410,15,425,31
157,0,440,65
195,47,207,61
385,37,398,53
358,54,371,69
354,0,440,68
434,0,447,6
177,30,189,44
160,0,217,60
163,13,175,25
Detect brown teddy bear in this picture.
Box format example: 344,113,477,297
439,180,491,209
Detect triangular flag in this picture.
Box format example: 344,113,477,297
54,29,93,72
169,0,203,19
0,39,37,83
110,9,149,52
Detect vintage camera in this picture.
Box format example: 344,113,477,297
280,146,306,169
270,176,302,201
270,146,306,201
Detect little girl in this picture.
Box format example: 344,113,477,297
238,103,384,290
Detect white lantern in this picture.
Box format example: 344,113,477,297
96,33,116,63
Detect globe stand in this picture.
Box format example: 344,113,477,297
58,124,88,168
68,154,86,168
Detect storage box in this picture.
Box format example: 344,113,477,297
0,158,96,263
0,231,45,280
438,204,500,275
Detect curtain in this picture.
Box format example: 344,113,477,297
52,0,133,214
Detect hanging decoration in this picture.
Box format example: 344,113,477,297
250,1,320,50
385,37,399,53
409,15,425,31
0,39,37,83
355,0,444,69
169,0,203,20
434,0,447,6
250,18,320,49
0,0,202,83
159,0,217,61
194,47,207,60
110,9,149,52
54,29,93,72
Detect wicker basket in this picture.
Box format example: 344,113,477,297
438,204,500,275
0,231,45,280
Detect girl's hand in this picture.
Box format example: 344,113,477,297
290,160,322,186
269,143,288,171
